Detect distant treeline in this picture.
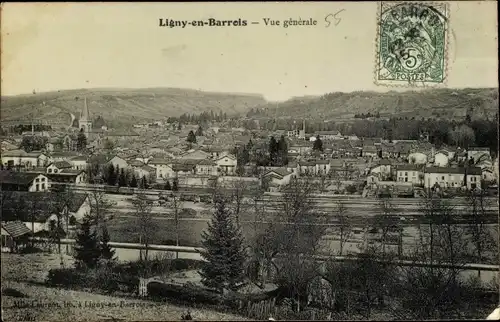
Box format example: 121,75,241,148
3,124,52,134
167,111,229,124
354,112,381,119
238,115,498,156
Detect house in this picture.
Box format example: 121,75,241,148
315,160,331,176
1,192,91,235
467,147,491,164
424,167,465,190
61,133,78,151
50,151,80,162
172,162,197,176
47,169,87,185
314,131,343,140
370,159,392,179
69,156,88,170
408,152,428,165
133,165,157,181
1,221,32,253
481,168,496,183
465,167,482,190
46,161,73,174
179,149,210,160
149,158,175,179
203,146,231,159
215,154,237,175
434,151,450,167
263,168,295,186
1,140,18,152
396,165,424,185
195,159,218,176
0,171,50,192
297,161,316,176
1,150,50,168
362,146,378,158
107,155,129,169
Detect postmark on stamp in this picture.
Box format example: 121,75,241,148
375,2,449,87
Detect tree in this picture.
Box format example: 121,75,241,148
334,202,352,256
118,168,128,187
372,195,398,254
464,190,495,269
313,135,323,152
74,214,101,269
195,126,203,136
172,177,179,191
130,175,138,188
99,225,116,262
103,138,114,150
88,190,116,238
20,135,48,153
200,195,247,293
277,135,289,166
256,178,326,312
187,130,197,143
77,129,87,151
140,176,148,189
268,136,278,165
106,164,117,186
132,193,157,264
168,192,181,258
52,185,75,259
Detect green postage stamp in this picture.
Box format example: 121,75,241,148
375,2,449,87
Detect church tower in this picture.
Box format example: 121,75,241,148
78,97,92,137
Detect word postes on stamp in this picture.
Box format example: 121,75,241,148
375,2,449,87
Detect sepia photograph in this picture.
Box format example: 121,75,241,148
1,1,499,321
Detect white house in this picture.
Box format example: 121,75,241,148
396,165,424,185
1,150,50,168
47,169,87,185
465,167,482,190
263,168,295,186
195,159,217,176
18,193,91,234
179,149,210,160
370,159,392,179
315,160,331,176
0,171,50,192
408,152,428,165
424,167,464,190
46,161,73,174
215,154,237,175
433,152,449,167
69,156,88,170
107,155,129,170
149,158,175,179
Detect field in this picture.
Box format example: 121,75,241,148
1,253,247,321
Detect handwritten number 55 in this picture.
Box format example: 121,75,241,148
325,9,345,27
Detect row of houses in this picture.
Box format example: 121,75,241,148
367,165,484,190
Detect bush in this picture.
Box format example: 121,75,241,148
19,245,44,254
46,268,86,287
147,281,222,305
2,288,29,298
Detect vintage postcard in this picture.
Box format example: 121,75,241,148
1,2,499,321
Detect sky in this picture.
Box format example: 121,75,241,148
1,2,498,101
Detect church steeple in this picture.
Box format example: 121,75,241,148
78,97,92,136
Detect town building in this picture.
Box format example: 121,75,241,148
1,150,50,168
0,171,50,192
396,165,424,185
